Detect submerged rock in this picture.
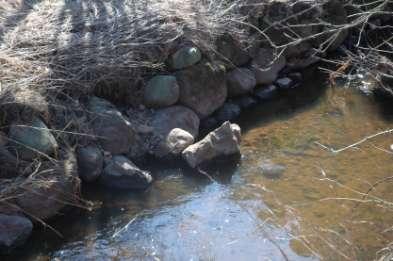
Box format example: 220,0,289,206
254,85,278,100
77,145,103,182
88,97,135,154
176,61,227,118
260,161,286,179
144,75,179,108
8,118,58,161
233,95,258,109
0,214,33,252
101,155,153,189
156,128,194,157
182,121,241,168
227,68,256,97
276,77,294,89
252,48,286,85
171,46,202,70
214,103,241,122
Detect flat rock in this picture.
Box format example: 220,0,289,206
182,121,241,168
101,155,153,189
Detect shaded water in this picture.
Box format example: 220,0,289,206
7,69,393,261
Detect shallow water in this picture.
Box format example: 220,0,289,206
6,69,393,261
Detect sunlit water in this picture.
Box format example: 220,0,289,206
6,68,393,261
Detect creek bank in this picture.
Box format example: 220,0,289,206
1,0,388,253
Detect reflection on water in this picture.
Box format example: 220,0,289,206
6,68,393,260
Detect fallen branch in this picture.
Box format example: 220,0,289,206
315,128,393,153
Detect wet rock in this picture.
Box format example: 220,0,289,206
182,122,241,168
254,85,278,100
216,34,250,67
276,77,294,89
289,72,303,83
0,214,33,252
176,61,227,118
170,46,202,70
143,75,179,108
101,155,153,189
227,68,256,97
151,105,200,139
214,103,241,122
252,48,286,85
8,117,58,161
77,145,103,182
155,128,194,157
260,161,286,179
233,96,258,109
88,97,135,154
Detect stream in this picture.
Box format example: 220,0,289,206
6,68,393,261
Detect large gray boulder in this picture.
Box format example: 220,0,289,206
155,128,194,157
143,75,179,108
151,106,200,139
101,155,153,189
0,214,33,252
216,34,250,67
182,121,241,168
176,62,228,118
77,145,103,182
227,68,256,97
170,46,202,70
8,117,58,160
252,48,286,85
88,97,135,154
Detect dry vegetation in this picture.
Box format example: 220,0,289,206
0,0,392,258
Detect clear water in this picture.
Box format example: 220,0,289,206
6,68,393,261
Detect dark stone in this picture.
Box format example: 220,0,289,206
77,145,103,182
88,97,135,154
200,117,219,131
214,103,241,122
254,85,278,100
101,155,153,189
0,214,33,252
176,61,227,118
233,96,258,109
